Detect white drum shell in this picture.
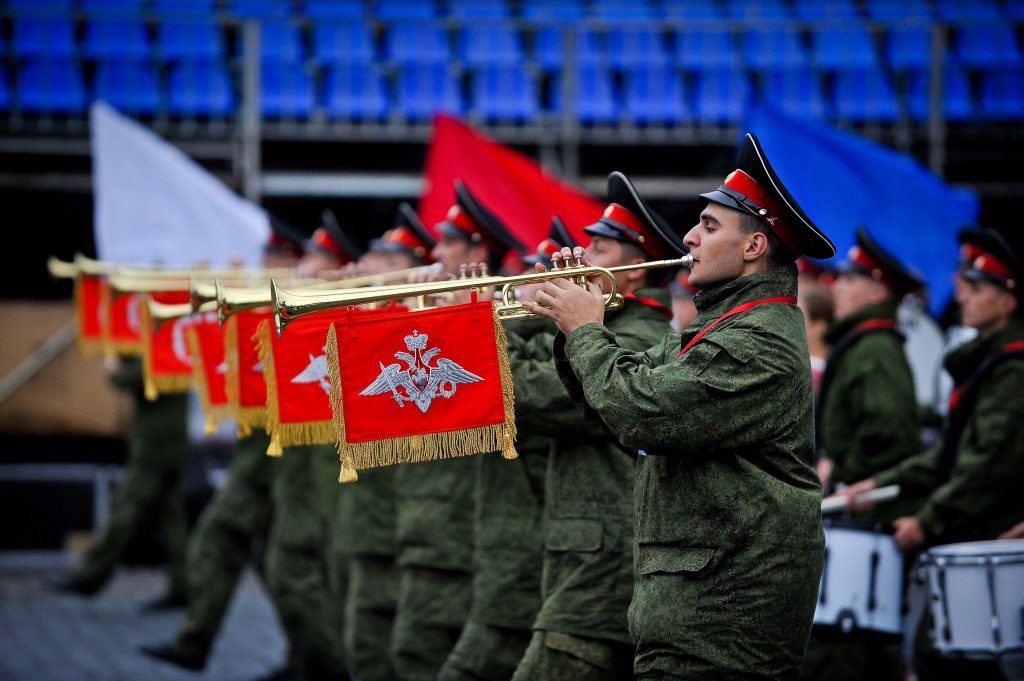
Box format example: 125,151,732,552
814,524,904,636
926,539,1024,657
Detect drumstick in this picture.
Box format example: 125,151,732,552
821,485,901,515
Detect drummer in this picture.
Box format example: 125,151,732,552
840,228,1024,681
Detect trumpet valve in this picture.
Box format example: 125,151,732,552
550,253,562,271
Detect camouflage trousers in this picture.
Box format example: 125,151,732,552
341,554,398,681
438,621,533,681
510,630,634,681
171,430,275,662
390,565,472,681
73,394,190,595
265,444,347,681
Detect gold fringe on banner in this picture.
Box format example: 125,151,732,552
223,316,267,439
73,278,103,357
325,309,518,484
188,327,230,435
139,298,193,401
255,320,337,458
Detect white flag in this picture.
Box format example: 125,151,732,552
91,101,270,266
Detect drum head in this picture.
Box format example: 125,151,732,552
929,539,1024,559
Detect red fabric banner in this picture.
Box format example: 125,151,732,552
224,308,272,437
102,287,144,356
188,311,228,434
75,275,106,355
419,115,605,251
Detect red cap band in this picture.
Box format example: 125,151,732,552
602,203,672,259
722,170,799,255
972,253,1015,289
383,227,430,259
445,205,481,241
960,243,985,265
312,227,350,264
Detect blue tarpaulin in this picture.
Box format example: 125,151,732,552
745,104,980,314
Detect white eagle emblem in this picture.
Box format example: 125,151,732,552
291,347,331,395
360,330,483,413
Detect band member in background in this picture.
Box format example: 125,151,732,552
525,134,833,680
510,172,681,681
796,276,832,395
296,208,365,279
669,269,698,333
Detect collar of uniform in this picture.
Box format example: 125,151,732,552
692,264,798,320
823,299,899,346
944,318,1024,385
608,286,672,322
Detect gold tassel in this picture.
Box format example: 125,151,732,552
266,434,283,457
326,324,359,482
494,312,519,460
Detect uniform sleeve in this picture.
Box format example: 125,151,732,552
829,342,922,483
912,364,1024,540
506,327,581,434
564,323,802,454
872,445,945,494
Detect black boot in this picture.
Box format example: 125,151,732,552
140,642,206,672
45,574,102,597
138,591,188,613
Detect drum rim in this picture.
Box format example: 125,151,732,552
927,539,1024,559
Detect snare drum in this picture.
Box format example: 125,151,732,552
813,519,904,638
924,539,1024,658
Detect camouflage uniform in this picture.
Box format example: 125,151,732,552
334,465,398,681
265,443,347,681
510,290,673,681
390,455,475,681
169,428,277,663
72,357,190,596
556,266,825,680
439,318,553,681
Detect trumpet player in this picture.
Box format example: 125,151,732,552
525,133,835,680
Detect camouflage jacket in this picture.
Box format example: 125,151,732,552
556,265,824,676
818,300,922,521
874,319,1024,544
528,288,673,645
335,466,396,557
468,318,553,629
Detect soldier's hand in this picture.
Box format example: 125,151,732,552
998,520,1024,540
841,478,877,511
892,516,925,551
523,248,604,337
816,457,833,489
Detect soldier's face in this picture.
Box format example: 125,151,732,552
832,271,888,320
585,236,645,293
956,275,1017,335
683,204,749,289
432,236,486,276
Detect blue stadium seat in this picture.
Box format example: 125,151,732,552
459,26,524,67
743,29,808,69
83,19,151,61
471,66,540,123
324,63,389,121
395,63,462,121
622,67,689,125
936,0,1003,21
13,17,76,60
832,69,901,122
906,67,973,122
159,21,225,62
813,25,879,71
167,62,235,116
8,0,74,15
1005,1,1024,21
258,22,305,64
548,65,619,125
228,0,294,19
591,0,661,21
978,69,1024,119
387,26,450,65
94,60,161,115
18,59,87,114
956,25,1021,69
792,0,860,21
608,28,669,70
663,1,726,20
864,0,932,23
885,27,933,71
152,0,218,18
724,0,792,21
304,0,366,20
313,24,375,64
449,0,511,19
261,63,316,119
758,69,827,119
376,0,439,21
521,0,584,19
693,69,750,124
534,27,602,71
81,0,147,16
676,29,739,70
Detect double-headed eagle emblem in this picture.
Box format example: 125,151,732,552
360,330,483,413
291,347,330,395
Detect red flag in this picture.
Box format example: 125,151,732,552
327,299,517,482
74,274,106,356
102,286,145,357
256,305,408,456
187,311,229,434
224,308,271,438
139,291,194,400
419,115,604,250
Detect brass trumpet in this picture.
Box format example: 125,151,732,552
47,256,79,279
146,299,197,329
216,280,274,325
272,255,693,336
